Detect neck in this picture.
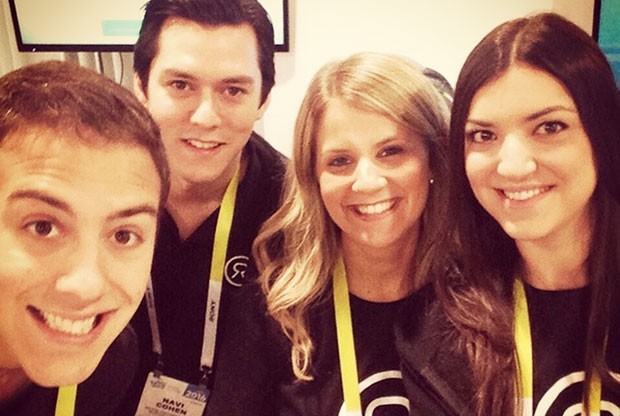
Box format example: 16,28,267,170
167,154,245,240
517,223,591,290
341,239,417,302
0,367,30,404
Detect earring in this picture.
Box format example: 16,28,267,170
429,178,435,185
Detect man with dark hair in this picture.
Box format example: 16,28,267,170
117,0,286,414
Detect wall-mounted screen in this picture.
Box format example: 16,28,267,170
593,0,620,88
9,0,289,52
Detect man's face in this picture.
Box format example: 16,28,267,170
135,19,269,192
0,129,161,386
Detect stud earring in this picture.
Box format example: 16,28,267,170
429,178,435,185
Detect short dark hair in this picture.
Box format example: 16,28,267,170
134,0,275,105
0,60,170,203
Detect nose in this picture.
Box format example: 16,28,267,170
351,158,387,193
55,245,106,304
189,92,222,127
496,134,536,178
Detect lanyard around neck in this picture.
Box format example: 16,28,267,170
55,384,76,416
513,279,602,415
145,164,240,382
333,255,363,416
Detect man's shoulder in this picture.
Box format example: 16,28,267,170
246,132,287,173
240,132,287,204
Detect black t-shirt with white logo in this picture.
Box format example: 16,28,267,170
115,133,286,416
526,283,620,415
273,293,411,416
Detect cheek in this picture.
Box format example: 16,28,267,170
0,238,40,291
464,152,488,187
318,174,344,223
223,106,263,133
107,247,154,303
144,90,187,127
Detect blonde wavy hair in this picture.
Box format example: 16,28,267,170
253,52,451,380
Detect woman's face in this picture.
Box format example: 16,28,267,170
315,99,432,254
464,64,597,248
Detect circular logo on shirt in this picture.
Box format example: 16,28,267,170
534,371,620,415
338,370,409,415
225,255,249,287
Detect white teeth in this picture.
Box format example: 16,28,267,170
356,200,394,215
186,139,220,150
40,311,97,335
503,188,546,201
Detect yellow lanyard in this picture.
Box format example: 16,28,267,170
200,163,240,376
514,279,602,415
333,255,363,416
54,384,77,416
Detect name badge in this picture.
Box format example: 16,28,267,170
136,372,209,416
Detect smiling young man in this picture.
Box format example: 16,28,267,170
0,60,168,416
117,0,286,415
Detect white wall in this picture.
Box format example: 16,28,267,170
263,0,595,156
264,0,558,155
1,0,595,156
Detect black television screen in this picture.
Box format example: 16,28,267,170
593,0,620,88
9,0,289,52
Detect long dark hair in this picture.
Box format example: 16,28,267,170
440,12,620,415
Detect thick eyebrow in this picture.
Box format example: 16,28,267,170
160,68,197,81
467,105,579,127
524,105,578,122
7,190,158,221
220,76,255,86
8,190,73,214
160,69,255,86
465,119,493,128
106,205,159,222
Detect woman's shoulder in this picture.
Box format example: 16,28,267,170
396,282,453,364
395,282,476,416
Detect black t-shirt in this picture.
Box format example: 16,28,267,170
115,133,286,416
526,283,620,415
1,327,138,416
272,293,411,416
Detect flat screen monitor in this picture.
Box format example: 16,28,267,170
9,0,289,52
593,0,620,88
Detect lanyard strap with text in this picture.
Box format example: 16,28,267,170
145,165,240,385
54,384,76,416
514,279,602,415
333,255,363,416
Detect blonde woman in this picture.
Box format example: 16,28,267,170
254,52,452,415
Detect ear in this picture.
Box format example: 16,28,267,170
133,72,148,105
255,93,271,121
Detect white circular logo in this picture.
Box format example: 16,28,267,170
224,255,249,287
338,370,409,415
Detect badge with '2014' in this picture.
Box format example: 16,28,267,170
136,372,209,416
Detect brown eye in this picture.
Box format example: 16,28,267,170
35,221,52,235
114,230,134,245
27,220,58,238
536,121,568,135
